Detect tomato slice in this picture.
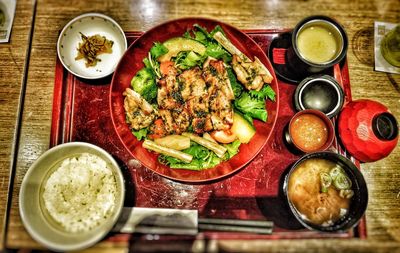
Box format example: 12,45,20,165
160,61,175,76
210,130,237,144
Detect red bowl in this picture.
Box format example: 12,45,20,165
109,18,279,182
284,109,335,153
338,99,399,162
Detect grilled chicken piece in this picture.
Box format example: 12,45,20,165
157,64,184,110
171,108,191,134
156,108,191,135
123,88,156,130
203,57,234,99
232,54,272,90
203,59,234,130
192,116,213,134
179,67,213,133
213,31,273,90
158,109,174,133
153,59,235,135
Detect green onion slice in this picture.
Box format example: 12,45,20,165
329,165,344,180
333,173,352,190
320,172,332,193
340,189,355,199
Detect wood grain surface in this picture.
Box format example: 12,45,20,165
0,0,34,251
2,0,400,252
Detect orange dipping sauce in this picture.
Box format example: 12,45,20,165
290,113,329,152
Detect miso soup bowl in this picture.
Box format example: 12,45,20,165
283,151,368,232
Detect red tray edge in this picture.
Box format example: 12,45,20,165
49,29,367,240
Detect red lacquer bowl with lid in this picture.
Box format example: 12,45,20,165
338,99,399,162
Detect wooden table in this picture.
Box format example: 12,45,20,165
1,0,399,252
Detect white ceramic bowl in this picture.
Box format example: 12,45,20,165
19,142,125,252
57,13,127,79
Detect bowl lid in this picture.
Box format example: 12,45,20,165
338,99,399,162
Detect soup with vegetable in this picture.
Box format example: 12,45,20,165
288,158,354,226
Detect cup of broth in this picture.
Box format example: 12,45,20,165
287,15,348,75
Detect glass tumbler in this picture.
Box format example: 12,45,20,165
381,25,400,67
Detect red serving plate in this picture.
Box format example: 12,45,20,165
110,18,279,182
51,28,366,243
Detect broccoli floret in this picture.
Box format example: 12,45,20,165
131,68,157,103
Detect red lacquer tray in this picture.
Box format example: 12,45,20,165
50,29,367,243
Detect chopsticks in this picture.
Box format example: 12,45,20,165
114,207,273,235
198,218,273,234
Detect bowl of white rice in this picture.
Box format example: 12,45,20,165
19,142,125,252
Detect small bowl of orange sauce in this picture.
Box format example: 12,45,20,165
284,109,334,153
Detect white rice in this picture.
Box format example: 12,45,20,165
42,153,117,233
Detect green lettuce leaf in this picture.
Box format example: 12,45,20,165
150,42,168,59
249,85,276,101
234,92,268,122
132,127,148,141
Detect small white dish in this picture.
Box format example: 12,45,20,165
19,142,125,252
57,13,127,79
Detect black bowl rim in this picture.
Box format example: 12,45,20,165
283,151,368,232
294,74,345,118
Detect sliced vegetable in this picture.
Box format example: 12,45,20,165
159,142,220,170
333,173,352,190
159,139,241,171
158,37,206,62
213,31,251,62
320,172,332,193
154,135,191,151
203,132,217,143
182,132,227,158
148,119,167,139
210,130,237,144
254,57,274,84
339,189,355,199
329,165,344,180
160,61,175,76
231,112,256,144
143,140,193,163
75,33,114,67
131,68,157,102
